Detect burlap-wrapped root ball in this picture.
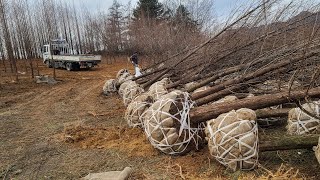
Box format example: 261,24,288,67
148,78,172,101
118,80,134,98
286,101,320,135
314,136,320,165
205,108,259,171
116,69,129,79
122,81,144,106
118,72,133,85
103,79,117,95
144,90,204,155
125,93,153,128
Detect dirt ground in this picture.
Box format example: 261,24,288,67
0,57,319,179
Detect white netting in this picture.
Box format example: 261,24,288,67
257,105,283,127
205,108,259,171
143,90,204,155
314,136,320,165
102,79,117,95
118,72,133,85
118,80,134,98
125,93,153,128
116,69,129,79
122,81,144,107
147,78,172,101
286,101,320,135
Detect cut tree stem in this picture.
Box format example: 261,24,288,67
190,87,320,124
259,134,319,151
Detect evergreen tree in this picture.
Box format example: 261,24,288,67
133,0,164,20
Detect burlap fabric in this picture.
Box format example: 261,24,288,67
143,90,204,155
147,78,171,101
315,136,320,165
314,136,320,165
116,69,129,79
205,108,259,171
286,101,320,135
103,79,117,95
122,81,144,106
118,80,134,98
125,93,153,128
118,72,133,85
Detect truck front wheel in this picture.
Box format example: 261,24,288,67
66,63,73,71
45,60,52,68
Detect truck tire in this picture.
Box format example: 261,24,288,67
54,61,60,69
66,63,73,71
45,60,52,68
72,63,80,70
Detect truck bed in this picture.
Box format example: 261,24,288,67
50,55,101,62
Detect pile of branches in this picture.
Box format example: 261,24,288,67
103,0,320,172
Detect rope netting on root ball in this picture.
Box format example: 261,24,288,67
122,81,144,106
103,79,117,95
205,108,259,171
118,72,133,85
118,80,134,98
143,90,205,155
147,78,172,101
314,136,320,165
286,101,320,135
125,93,153,128
116,69,129,79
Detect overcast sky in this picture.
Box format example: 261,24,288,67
69,0,320,21
74,0,235,18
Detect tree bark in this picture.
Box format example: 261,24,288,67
195,84,245,106
256,108,290,119
190,87,320,124
259,134,319,152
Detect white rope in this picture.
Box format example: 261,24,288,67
118,72,133,85
257,117,280,127
122,81,144,106
206,109,259,171
143,90,204,155
147,78,171,101
118,80,133,97
287,101,320,135
125,94,152,128
116,69,129,79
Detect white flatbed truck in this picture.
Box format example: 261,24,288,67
43,40,101,71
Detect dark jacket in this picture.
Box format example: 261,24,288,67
130,54,138,64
